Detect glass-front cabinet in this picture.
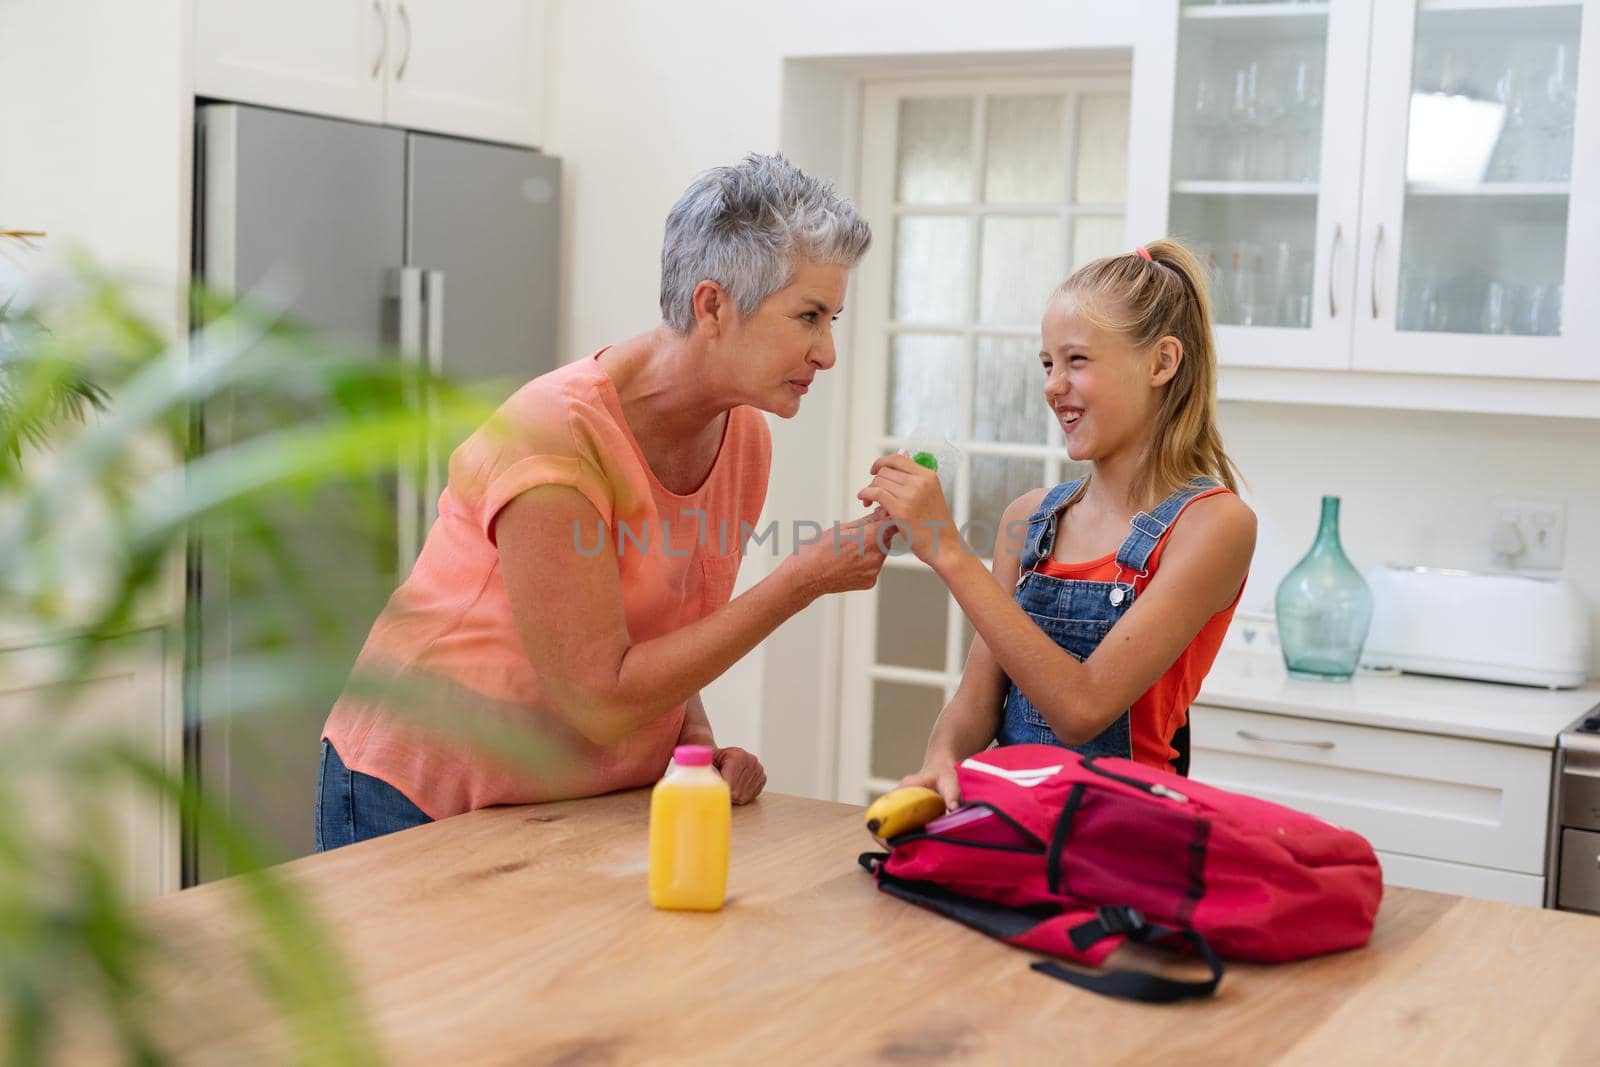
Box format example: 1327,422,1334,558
1131,0,1600,383
1355,0,1598,378
1155,0,1374,370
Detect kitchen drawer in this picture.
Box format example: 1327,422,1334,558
1190,705,1553,876
1377,851,1544,909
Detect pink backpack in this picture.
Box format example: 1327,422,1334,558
861,744,1383,1003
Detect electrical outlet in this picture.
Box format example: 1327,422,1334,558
1490,497,1566,570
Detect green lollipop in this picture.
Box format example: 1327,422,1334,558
911,451,939,472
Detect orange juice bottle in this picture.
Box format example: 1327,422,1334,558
648,745,731,911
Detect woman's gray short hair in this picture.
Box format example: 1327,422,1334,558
659,153,872,334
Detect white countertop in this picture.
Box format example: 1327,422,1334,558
1197,649,1600,749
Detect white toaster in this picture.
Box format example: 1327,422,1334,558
1361,565,1593,689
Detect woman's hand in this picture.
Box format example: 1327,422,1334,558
714,746,767,805
779,514,892,598
855,454,961,567
899,754,961,812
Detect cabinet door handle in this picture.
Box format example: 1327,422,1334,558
370,0,387,78
1328,222,1342,319
1238,729,1336,751
396,2,413,80
1370,223,1385,319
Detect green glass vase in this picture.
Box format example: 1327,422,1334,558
1275,496,1373,681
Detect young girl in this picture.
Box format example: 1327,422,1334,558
857,240,1255,810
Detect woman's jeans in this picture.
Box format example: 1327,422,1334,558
315,738,433,851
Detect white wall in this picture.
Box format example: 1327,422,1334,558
0,0,192,334
543,1,1142,795
0,0,191,896
0,1,191,628
1222,402,1600,667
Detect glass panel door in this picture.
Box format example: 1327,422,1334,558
1156,1,1372,369
1356,0,1600,379
843,76,1129,803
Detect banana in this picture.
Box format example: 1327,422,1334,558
864,786,946,841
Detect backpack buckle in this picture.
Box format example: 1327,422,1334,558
1097,905,1146,937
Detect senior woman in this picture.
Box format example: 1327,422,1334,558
316,153,883,849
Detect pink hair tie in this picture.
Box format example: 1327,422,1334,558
1134,246,1152,262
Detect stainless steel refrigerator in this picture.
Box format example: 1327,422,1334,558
188,102,560,882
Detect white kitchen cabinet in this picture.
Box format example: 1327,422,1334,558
1189,703,1553,906
1130,1,1374,371
1129,0,1600,404
383,0,547,146
193,0,546,146
194,0,389,124
0,629,179,903
1354,0,1600,380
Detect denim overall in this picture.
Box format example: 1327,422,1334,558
994,476,1222,776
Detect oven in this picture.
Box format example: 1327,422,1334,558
1551,710,1600,914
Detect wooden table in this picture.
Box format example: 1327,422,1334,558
120,791,1600,1065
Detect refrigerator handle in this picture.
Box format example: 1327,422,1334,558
393,266,424,575
422,269,445,533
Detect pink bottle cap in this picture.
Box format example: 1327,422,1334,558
673,744,713,767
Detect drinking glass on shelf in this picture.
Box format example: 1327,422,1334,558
1398,264,1432,332
1487,63,1530,182
1482,280,1511,335
1397,265,1418,330
1216,251,1239,324
1248,251,1269,326
1435,272,1461,333
1537,41,1577,181
1287,55,1323,182
1434,47,1466,97
1413,43,1440,95
1226,62,1260,181
1202,250,1227,321
1189,74,1225,180
1229,243,1265,327
1292,244,1314,327
1267,240,1294,328
1506,284,1533,336
1417,268,1448,332
1399,264,1451,333
1539,283,1564,336
1255,58,1290,179
1446,268,1490,334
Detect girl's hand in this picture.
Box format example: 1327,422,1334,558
714,746,767,805
900,756,961,812
856,454,960,567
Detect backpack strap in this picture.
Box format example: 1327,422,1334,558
870,866,1070,940
1031,905,1224,1004
863,864,1225,1004
1171,715,1191,778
